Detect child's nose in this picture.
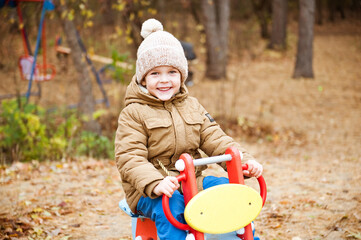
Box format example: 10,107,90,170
159,74,168,82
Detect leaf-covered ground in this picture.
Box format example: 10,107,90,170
1,19,361,240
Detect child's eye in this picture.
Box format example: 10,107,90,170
150,72,159,75
169,70,177,74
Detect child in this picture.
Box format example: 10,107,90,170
115,19,263,240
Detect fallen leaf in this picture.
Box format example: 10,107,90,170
347,232,361,239
33,207,43,213
70,223,81,228
32,226,43,235
59,236,72,240
49,228,61,237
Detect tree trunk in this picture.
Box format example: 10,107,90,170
101,0,116,26
218,0,230,67
259,11,270,39
293,0,315,79
119,2,143,58
269,0,288,49
201,0,230,80
56,2,101,134
156,0,166,24
328,0,346,22
328,0,336,21
316,0,323,25
252,0,271,39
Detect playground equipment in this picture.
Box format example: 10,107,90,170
0,0,55,102
1,0,113,107
54,33,135,108
54,36,132,70
14,0,56,83
119,146,267,240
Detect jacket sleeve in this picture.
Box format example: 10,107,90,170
115,105,164,198
195,99,255,164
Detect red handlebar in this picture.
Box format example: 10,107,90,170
162,194,191,230
162,173,191,230
257,176,267,206
243,163,267,206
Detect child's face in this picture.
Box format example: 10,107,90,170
142,66,181,101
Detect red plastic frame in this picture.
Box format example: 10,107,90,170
162,147,267,240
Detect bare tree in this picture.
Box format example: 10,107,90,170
56,2,101,134
119,2,143,58
328,0,346,22
316,0,323,25
293,0,315,79
252,0,272,39
269,0,288,49
185,0,206,36
201,0,230,80
101,0,116,26
112,1,155,58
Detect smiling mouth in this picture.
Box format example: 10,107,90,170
158,87,172,91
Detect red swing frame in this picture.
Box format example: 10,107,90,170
14,0,56,82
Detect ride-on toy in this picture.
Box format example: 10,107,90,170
119,147,267,240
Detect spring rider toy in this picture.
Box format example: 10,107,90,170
119,146,267,240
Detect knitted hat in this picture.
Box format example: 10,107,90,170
136,19,188,84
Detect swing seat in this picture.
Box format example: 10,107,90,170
19,55,56,82
184,184,262,234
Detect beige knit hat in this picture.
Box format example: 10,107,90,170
136,19,188,84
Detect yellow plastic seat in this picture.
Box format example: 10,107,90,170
184,184,262,234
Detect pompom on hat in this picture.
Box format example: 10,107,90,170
136,19,188,84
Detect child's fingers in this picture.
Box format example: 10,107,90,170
161,184,174,197
252,164,263,178
245,163,254,176
244,160,263,178
163,190,172,198
154,177,179,197
252,169,261,178
163,177,179,194
168,177,180,189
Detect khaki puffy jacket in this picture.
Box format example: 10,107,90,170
115,76,254,212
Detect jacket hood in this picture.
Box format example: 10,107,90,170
124,75,189,107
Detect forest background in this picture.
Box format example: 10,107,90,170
0,0,360,239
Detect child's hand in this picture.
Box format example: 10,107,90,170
153,176,180,197
243,159,263,178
